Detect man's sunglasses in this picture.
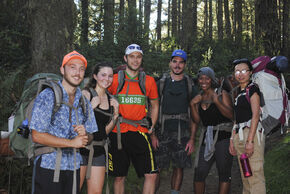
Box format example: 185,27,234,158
128,45,142,50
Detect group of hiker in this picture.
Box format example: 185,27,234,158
27,43,289,194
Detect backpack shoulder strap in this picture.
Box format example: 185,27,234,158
116,70,125,94
138,71,146,95
159,73,170,97
184,74,193,101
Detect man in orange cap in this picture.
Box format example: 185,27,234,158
30,51,98,194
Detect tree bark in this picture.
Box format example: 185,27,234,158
204,0,208,37
172,0,178,39
104,0,114,46
209,0,213,40
168,0,171,37
144,0,151,46
192,0,197,39
235,0,242,45
128,0,138,43
138,0,143,38
256,0,281,56
30,0,76,74
224,0,231,39
80,0,88,47
217,0,224,40
157,0,162,50
282,0,289,58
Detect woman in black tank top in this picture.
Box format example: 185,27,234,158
190,67,234,194
80,62,119,194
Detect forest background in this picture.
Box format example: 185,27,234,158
0,0,289,128
0,0,289,193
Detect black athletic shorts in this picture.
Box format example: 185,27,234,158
32,156,80,194
108,131,158,177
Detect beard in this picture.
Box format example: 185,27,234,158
127,63,141,72
63,73,83,88
172,68,184,75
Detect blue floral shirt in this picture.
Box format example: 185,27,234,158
29,81,98,170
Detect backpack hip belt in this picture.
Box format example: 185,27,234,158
194,122,233,167
161,113,189,144
233,120,264,145
114,116,151,150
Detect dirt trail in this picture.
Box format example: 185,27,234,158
157,156,242,194
157,132,284,194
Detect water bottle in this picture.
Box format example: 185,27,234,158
17,119,30,139
240,153,252,178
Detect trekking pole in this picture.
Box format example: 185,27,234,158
8,157,13,194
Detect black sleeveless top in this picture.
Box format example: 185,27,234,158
199,101,232,141
80,90,113,157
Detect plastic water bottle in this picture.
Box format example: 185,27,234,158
17,119,30,138
240,153,252,178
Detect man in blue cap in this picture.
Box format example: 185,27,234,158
154,49,198,194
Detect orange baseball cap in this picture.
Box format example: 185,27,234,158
61,51,87,68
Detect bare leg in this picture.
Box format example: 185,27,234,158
194,182,205,194
171,168,183,191
114,176,126,194
218,182,230,194
143,173,157,194
155,169,162,193
79,166,87,190
86,166,106,194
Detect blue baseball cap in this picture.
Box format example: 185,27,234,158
171,49,187,61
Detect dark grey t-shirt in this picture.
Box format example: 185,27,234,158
158,75,198,132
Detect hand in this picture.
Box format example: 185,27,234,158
73,125,86,136
185,139,195,155
71,135,88,148
191,94,202,106
90,96,101,109
212,91,221,104
229,139,237,156
150,134,159,150
110,98,119,115
245,141,254,158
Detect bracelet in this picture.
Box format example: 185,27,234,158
246,140,254,143
230,137,233,140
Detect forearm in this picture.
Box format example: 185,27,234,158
150,99,159,128
189,120,198,141
105,114,119,134
190,104,200,124
32,130,74,148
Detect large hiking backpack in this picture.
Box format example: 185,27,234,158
8,73,88,159
247,56,289,135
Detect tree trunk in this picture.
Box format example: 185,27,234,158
172,0,178,39
256,0,281,56
144,0,151,47
157,0,162,50
177,0,181,44
192,0,197,38
182,0,193,50
80,0,88,47
235,0,242,45
209,0,213,40
282,0,289,58
224,0,231,39
104,0,114,46
138,0,143,38
217,0,223,40
128,0,138,43
30,0,76,74
204,0,208,37
168,0,171,37
117,0,125,47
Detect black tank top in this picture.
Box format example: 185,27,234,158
80,90,113,157
199,101,232,141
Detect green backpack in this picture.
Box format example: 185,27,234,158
8,73,88,160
